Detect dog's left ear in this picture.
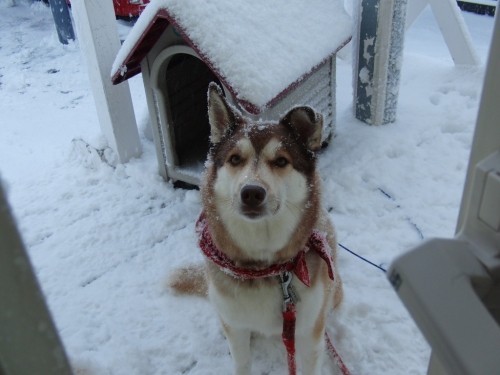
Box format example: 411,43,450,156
281,106,323,151
207,82,238,144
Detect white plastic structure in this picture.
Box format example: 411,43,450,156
406,0,480,65
72,0,141,163
388,12,500,375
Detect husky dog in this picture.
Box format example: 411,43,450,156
170,83,343,375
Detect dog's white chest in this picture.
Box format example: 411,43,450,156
208,276,323,336
209,281,282,335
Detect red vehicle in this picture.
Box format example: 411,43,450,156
44,0,150,19
112,0,149,18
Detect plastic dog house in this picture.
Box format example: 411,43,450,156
112,0,351,185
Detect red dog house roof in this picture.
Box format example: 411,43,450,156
111,0,352,115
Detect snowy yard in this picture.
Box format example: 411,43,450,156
0,1,495,374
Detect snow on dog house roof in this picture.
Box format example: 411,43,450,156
111,0,352,115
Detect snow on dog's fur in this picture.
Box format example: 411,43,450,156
169,83,343,375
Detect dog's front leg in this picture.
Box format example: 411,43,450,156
296,330,326,375
222,322,252,375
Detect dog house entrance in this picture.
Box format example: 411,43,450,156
164,53,222,175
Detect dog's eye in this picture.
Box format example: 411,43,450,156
274,157,289,168
228,154,243,166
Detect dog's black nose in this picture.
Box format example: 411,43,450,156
240,185,266,208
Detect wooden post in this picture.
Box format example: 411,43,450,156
48,0,75,45
354,0,479,126
71,0,142,163
353,0,408,125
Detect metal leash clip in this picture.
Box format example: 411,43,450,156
279,271,300,311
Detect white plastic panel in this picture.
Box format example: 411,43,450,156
479,170,500,231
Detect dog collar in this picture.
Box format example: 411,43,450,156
196,212,334,287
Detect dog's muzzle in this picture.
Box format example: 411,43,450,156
240,184,267,218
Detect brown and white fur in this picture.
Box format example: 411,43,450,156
169,83,343,375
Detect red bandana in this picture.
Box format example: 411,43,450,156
196,213,334,287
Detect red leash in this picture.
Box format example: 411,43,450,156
280,272,298,375
279,271,351,375
282,304,297,375
325,331,352,375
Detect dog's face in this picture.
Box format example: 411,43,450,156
202,83,323,260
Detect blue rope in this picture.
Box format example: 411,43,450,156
338,242,387,273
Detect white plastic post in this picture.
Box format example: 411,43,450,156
406,0,429,29
406,0,480,65
428,0,480,65
389,14,500,375
353,0,408,125
457,12,500,234
71,0,142,163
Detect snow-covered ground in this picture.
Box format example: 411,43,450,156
0,1,495,374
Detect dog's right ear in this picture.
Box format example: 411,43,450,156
207,83,236,144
